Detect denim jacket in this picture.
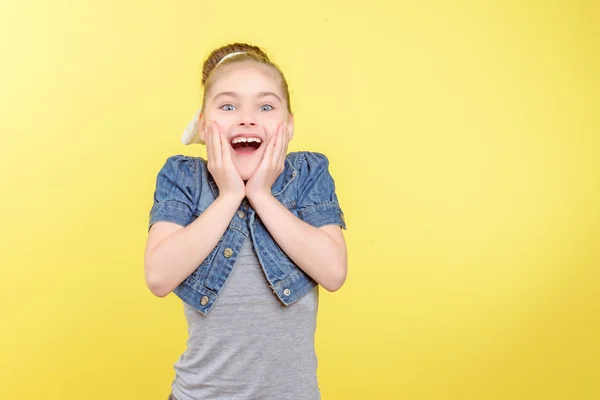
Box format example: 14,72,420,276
148,151,346,315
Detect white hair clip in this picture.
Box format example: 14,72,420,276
181,52,247,145
216,51,246,66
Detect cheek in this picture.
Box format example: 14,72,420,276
204,112,236,133
259,115,285,140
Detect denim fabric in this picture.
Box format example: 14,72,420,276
148,151,346,315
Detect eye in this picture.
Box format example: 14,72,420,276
259,104,274,112
221,104,236,111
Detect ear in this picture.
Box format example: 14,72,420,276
286,114,295,142
198,111,207,144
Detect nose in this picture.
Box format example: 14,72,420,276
238,110,257,127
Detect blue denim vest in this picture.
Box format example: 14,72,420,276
148,151,346,315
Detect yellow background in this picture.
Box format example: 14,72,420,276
1,0,598,399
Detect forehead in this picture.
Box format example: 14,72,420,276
208,62,282,98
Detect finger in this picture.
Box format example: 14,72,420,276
261,131,276,168
286,122,293,142
210,122,222,167
271,123,283,167
207,124,213,164
280,123,289,168
219,132,234,166
205,126,212,166
264,135,275,160
277,123,288,169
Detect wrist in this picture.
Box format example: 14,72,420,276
218,192,245,206
246,189,272,204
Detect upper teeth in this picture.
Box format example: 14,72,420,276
232,137,262,144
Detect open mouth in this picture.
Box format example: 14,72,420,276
230,136,262,154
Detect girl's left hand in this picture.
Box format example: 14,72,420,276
246,123,289,201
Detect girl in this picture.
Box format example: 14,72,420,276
144,42,348,400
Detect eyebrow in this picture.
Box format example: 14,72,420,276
212,91,282,102
212,92,238,102
257,92,282,102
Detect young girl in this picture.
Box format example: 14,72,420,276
144,42,348,400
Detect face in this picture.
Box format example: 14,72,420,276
199,62,293,181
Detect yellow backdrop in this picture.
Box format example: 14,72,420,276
1,0,598,399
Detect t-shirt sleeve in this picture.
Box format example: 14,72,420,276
148,155,198,232
296,152,347,230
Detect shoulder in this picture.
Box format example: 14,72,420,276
158,154,207,179
286,151,343,216
286,151,337,196
286,151,330,172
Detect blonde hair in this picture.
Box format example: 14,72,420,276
201,43,292,113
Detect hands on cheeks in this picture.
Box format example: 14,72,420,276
245,122,290,201
203,121,290,202
204,121,246,200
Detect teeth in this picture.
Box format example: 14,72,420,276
231,137,262,144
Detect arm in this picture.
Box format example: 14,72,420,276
248,193,347,292
144,193,243,297
144,126,246,297
246,125,348,292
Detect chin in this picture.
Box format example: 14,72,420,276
237,166,257,182
233,155,261,182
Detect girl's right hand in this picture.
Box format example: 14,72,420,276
205,121,245,200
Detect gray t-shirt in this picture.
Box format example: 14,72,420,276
170,238,321,400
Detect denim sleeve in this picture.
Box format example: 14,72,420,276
148,155,198,232
296,152,347,230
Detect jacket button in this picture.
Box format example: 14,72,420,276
224,248,233,258
237,210,246,219
200,296,209,306
283,288,291,296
